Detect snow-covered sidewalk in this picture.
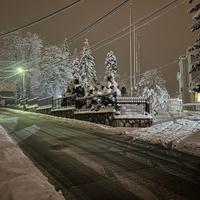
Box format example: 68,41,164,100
0,125,64,200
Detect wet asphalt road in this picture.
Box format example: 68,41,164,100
0,108,200,200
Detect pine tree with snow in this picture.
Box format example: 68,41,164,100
80,39,97,88
105,50,118,78
104,51,121,97
63,38,70,53
188,0,200,73
72,57,81,80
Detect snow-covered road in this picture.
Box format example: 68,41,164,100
1,108,200,200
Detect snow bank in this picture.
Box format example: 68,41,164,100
127,116,200,147
0,125,64,200
5,108,124,134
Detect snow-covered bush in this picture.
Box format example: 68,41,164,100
136,69,170,114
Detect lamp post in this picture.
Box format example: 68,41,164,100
17,67,25,109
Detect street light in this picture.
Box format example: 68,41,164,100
17,67,25,109
17,67,24,74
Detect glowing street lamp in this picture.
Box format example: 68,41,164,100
17,67,25,109
17,67,24,74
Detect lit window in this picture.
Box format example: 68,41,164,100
196,93,200,102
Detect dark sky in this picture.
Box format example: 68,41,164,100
0,0,195,96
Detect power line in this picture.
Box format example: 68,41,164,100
0,73,19,84
92,0,184,51
0,0,184,80
43,0,182,70
68,0,129,43
0,0,82,39
140,59,178,76
20,0,184,71
122,59,178,80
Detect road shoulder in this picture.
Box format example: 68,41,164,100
0,125,65,200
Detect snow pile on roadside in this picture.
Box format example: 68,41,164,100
128,118,200,147
5,108,123,134
186,112,200,121
153,112,187,123
0,125,64,200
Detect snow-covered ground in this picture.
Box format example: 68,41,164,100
128,118,200,146
0,125,64,200
121,111,200,156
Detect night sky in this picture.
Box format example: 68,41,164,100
0,0,195,96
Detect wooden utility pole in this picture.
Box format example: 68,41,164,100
129,1,133,96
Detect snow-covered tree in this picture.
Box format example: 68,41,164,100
188,0,200,73
135,69,169,114
105,50,118,78
39,44,73,97
25,32,43,97
104,51,121,97
72,57,80,80
80,39,97,89
0,32,43,99
63,38,70,53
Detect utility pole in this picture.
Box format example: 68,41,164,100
22,70,25,108
136,32,141,75
133,14,136,92
129,1,133,96
129,0,136,95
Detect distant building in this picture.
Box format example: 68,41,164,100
178,53,200,103
0,82,16,106
0,91,16,106
177,0,200,104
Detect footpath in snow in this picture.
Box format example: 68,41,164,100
0,125,64,200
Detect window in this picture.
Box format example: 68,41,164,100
195,92,200,102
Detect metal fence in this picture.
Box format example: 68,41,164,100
183,103,200,111
38,96,53,107
27,97,39,106
116,97,150,114
76,93,116,110
52,95,76,109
